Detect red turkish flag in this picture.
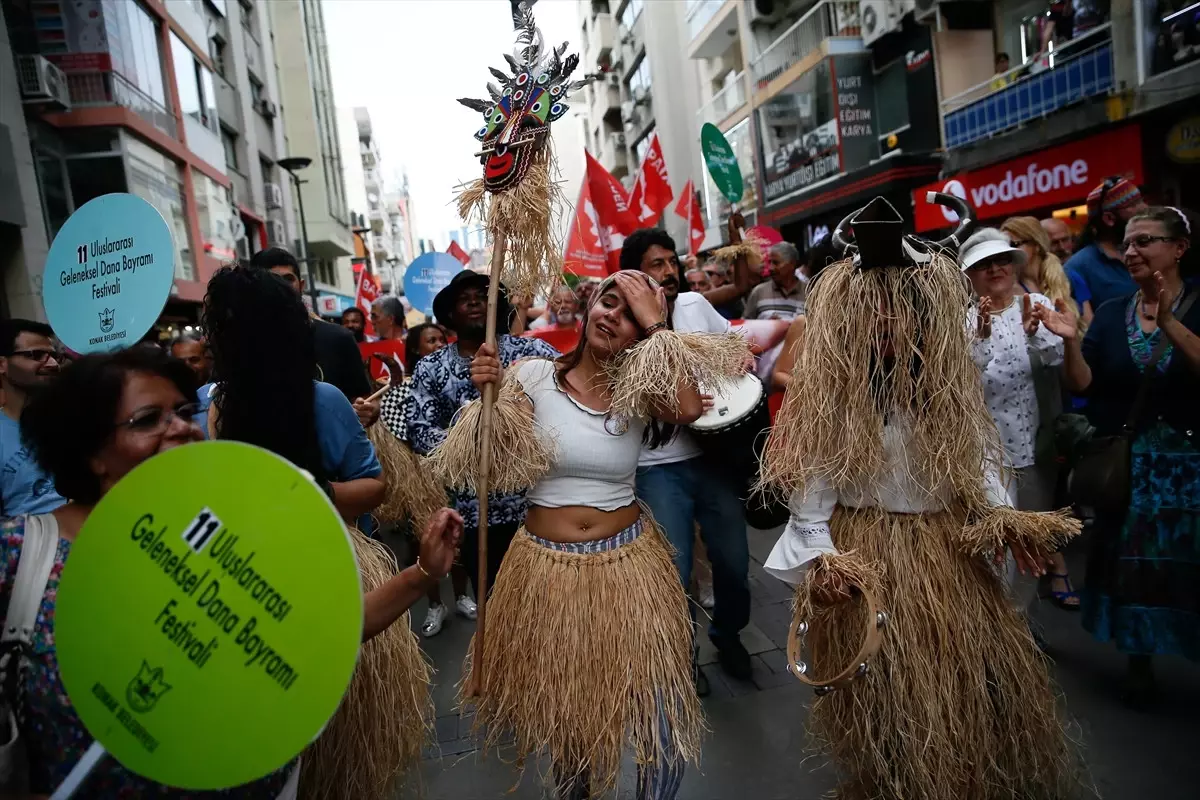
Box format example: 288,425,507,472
355,268,381,335
563,180,609,278
447,240,471,265
627,133,673,227
673,179,705,256
584,151,637,273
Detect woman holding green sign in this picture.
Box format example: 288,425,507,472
2,343,460,797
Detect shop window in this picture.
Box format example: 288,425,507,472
192,168,239,262
756,60,837,204
1141,0,1200,79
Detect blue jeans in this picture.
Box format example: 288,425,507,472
636,458,750,644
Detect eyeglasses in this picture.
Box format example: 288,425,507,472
119,403,202,434
9,349,64,364
969,254,1014,271
1122,234,1174,250
1008,239,1030,248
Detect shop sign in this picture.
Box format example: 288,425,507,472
911,126,1143,232
833,55,879,177
1166,116,1200,164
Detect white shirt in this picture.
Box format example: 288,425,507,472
637,292,732,467
518,359,647,511
967,293,1064,469
763,422,1011,585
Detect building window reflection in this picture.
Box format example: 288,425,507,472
125,137,196,282
170,32,219,133
104,0,168,107
192,168,238,262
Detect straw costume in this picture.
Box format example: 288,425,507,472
760,195,1081,800
366,382,447,533
431,272,747,798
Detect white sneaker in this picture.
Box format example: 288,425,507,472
455,595,478,620
697,580,715,610
421,604,447,638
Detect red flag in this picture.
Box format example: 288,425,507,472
584,151,638,273
563,180,609,278
673,179,705,256
627,133,674,227
355,268,381,336
447,240,471,265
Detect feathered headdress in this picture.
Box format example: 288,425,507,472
456,2,593,298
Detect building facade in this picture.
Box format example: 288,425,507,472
1,0,306,325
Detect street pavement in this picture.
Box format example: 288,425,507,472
388,524,1200,800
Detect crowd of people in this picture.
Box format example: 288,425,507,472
0,175,1194,798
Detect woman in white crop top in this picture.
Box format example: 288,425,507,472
458,271,710,800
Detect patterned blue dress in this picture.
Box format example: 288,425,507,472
1080,292,1200,659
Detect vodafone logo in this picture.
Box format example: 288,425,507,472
968,160,1089,210
939,179,968,222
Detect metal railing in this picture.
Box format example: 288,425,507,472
66,70,177,139
941,24,1113,149
750,1,860,88
697,70,747,125
687,0,728,41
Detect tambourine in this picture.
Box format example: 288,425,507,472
786,585,888,695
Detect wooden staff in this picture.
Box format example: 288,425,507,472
471,235,509,684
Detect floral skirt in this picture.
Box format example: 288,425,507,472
1082,422,1200,660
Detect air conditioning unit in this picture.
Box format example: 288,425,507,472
861,0,901,46
914,0,939,23
264,181,284,210
621,100,635,119
632,88,649,106
17,55,70,110
266,219,287,246
748,0,789,27
258,98,277,118
612,132,626,146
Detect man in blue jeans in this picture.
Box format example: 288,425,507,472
623,229,752,696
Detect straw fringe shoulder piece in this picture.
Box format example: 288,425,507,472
427,369,555,495
366,422,446,532
799,507,1081,800
606,330,750,421
710,232,769,270
461,521,703,796
299,528,433,800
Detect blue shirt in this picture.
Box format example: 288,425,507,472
405,335,559,528
0,411,64,516
1063,243,1136,310
196,382,381,481
1065,268,1092,307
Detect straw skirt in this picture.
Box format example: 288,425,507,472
462,518,703,796
802,506,1076,800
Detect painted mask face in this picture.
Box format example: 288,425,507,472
458,4,589,193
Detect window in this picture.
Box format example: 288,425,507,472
221,129,239,171
104,0,167,107
248,76,264,105
632,126,654,163
192,168,238,261
628,56,651,97
125,137,196,281
619,0,644,29
755,60,838,203
241,2,259,41
873,58,908,135
170,32,219,132
1142,0,1199,79
209,35,227,78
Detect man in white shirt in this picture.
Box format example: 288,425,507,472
621,228,753,695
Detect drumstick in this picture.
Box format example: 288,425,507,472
365,382,390,403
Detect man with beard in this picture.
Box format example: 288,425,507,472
1064,177,1147,308
0,320,64,515
247,248,375,423
405,271,558,596
1040,217,1076,262
621,228,753,694
341,307,368,342
170,332,213,384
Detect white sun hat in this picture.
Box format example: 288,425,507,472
958,228,1028,272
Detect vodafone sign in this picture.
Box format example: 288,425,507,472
912,126,1143,233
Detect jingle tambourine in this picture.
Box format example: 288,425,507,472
786,584,888,695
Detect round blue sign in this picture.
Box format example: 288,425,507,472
43,193,176,354
403,253,465,317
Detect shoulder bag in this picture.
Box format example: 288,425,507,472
0,514,60,790
1069,290,1197,515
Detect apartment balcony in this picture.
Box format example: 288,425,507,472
697,70,747,128
587,12,616,69
687,0,739,60
368,206,385,235
360,141,377,169
749,1,862,91
622,88,654,141
215,73,242,133
941,25,1114,150
602,131,630,179
228,168,251,210
591,76,623,126
65,70,177,139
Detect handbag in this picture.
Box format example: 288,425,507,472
0,514,61,790
1069,290,1197,514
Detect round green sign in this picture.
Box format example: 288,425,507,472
701,123,744,204
55,441,363,789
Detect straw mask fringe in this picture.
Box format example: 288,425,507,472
961,505,1082,558
759,254,1001,508
367,423,446,531
427,373,554,494
460,527,703,796
300,529,433,800
456,144,565,302
606,330,749,420
711,232,768,269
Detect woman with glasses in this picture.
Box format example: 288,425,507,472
1040,206,1200,706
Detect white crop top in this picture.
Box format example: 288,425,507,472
517,359,647,511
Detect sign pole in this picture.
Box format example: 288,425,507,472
50,741,106,800
468,235,508,696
